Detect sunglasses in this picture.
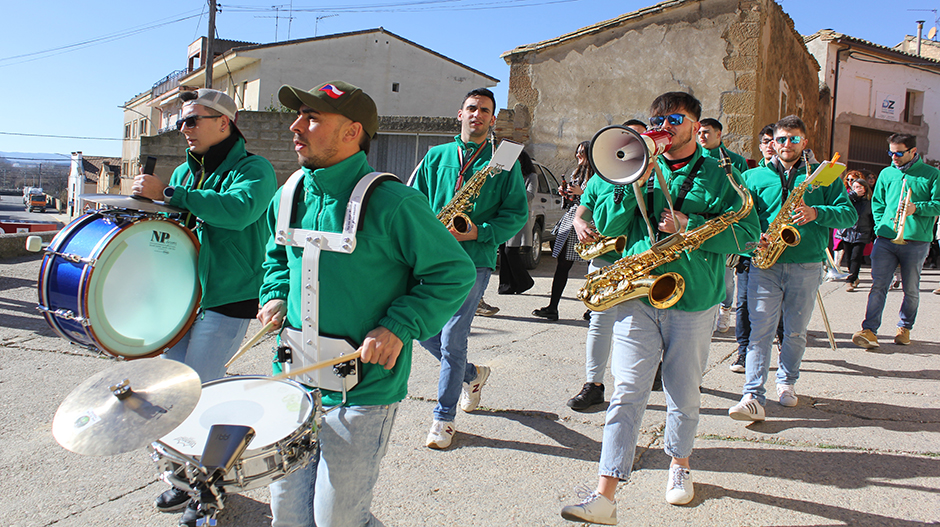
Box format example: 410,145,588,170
176,114,223,131
649,113,686,127
887,149,910,157
773,136,803,145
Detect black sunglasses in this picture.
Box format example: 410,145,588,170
649,113,686,127
176,114,223,131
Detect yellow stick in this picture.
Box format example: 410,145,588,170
224,321,275,368
269,350,362,382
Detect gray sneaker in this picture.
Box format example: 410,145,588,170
776,384,798,407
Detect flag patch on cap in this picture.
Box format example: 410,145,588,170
320,84,345,99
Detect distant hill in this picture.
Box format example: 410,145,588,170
0,152,71,166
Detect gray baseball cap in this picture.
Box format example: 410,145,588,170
182,89,238,121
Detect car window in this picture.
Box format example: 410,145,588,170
535,169,550,194
540,165,561,196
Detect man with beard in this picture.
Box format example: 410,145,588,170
409,88,528,449
729,115,856,422
257,81,475,526
853,133,940,348
561,92,759,524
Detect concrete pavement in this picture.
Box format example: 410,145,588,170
1,251,938,526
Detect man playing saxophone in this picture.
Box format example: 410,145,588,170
853,133,940,349
409,88,528,449
561,92,758,525
729,116,856,423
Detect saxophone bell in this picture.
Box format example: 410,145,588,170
449,213,474,234
578,272,685,311
576,235,627,261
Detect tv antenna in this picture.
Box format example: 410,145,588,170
316,14,338,37
909,8,939,40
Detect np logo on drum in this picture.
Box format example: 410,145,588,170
149,230,179,254
152,230,172,244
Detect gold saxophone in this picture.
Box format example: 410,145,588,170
437,164,500,234
577,153,753,311
751,152,817,269
576,234,627,261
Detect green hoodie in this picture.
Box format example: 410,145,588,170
166,136,277,310
872,156,940,242
580,176,626,265
744,159,857,263
587,145,760,312
410,136,529,269
260,152,476,407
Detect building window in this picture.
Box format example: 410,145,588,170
904,90,924,126
124,123,131,139
392,82,400,93
139,119,147,136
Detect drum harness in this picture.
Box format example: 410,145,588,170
273,169,400,403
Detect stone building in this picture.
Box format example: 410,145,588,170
500,0,822,175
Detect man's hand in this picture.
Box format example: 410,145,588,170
132,174,167,201
791,199,818,226
451,222,478,242
757,233,770,250
359,326,403,370
905,201,917,217
658,209,688,234
257,299,287,329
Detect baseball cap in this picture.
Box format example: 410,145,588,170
278,81,379,138
181,89,238,121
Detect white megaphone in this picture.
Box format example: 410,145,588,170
588,125,673,185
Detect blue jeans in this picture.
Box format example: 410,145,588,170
721,266,735,309
162,310,250,382
599,301,715,480
744,262,824,405
734,258,751,355
585,260,619,384
270,403,398,527
863,237,930,332
420,267,490,422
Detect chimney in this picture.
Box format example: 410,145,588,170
917,20,925,56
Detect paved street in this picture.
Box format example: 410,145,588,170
1,250,938,526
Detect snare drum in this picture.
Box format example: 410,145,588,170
152,376,321,493
37,211,200,359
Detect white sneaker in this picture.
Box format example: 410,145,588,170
777,384,798,407
729,394,765,421
459,365,490,412
425,420,455,449
665,465,694,505
716,306,732,333
560,488,617,525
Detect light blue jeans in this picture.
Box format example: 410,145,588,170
863,237,931,332
599,301,715,480
585,260,619,384
269,403,399,527
420,268,490,422
721,266,735,309
162,310,250,382
744,262,824,405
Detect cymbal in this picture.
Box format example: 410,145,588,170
53,358,201,456
80,194,186,214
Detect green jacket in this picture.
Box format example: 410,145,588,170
410,136,529,269
580,176,625,265
872,156,940,242
703,144,750,175
744,160,857,264
260,152,476,407
591,145,760,312
166,136,277,309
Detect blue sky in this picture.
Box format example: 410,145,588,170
1,0,936,157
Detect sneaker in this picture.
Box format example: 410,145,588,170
178,499,204,527
566,383,605,411
776,384,798,407
426,420,456,449
665,465,694,505
459,365,490,412
845,280,857,292
532,306,559,321
729,394,765,421
154,486,190,512
716,306,731,333
852,329,879,349
476,298,499,317
895,327,911,345
560,489,617,525
729,353,746,373
583,309,592,321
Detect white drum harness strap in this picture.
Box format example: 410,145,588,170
273,169,399,393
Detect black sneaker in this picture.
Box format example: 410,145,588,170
567,383,604,410
154,486,190,513
729,353,746,373
178,499,203,527
533,306,559,321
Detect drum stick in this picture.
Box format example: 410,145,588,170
816,290,837,351
269,350,362,382
225,321,275,368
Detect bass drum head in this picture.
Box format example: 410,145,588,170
85,218,199,358
160,376,316,456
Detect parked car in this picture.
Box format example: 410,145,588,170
27,193,47,213
522,162,565,269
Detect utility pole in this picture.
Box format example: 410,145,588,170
206,0,217,88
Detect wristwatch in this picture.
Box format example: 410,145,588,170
162,186,175,202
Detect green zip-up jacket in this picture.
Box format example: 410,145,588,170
166,136,277,310
410,136,528,269
580,176,625,265
703,143,750,175
872,156,940,242
590,145,760,312
259,152,476,407
744,160,857,264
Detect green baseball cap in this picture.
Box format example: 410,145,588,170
278,81,379,138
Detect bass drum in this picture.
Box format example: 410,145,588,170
38,211,200,359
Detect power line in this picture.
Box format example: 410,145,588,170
0,131,123,141
224,0,583,14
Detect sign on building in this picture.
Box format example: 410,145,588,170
876,91,900,122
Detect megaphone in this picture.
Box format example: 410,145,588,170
588,126,672,185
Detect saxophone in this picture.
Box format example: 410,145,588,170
577,152,753,311
751,152,812,269
437,162,501,233
576,234,627,261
